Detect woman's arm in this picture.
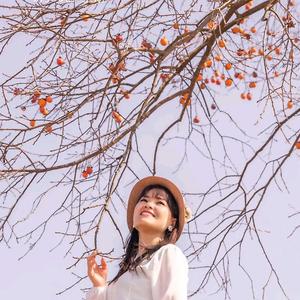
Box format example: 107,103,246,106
151,244,189,300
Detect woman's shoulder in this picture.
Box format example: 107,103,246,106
155,243,187,262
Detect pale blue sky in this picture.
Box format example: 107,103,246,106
1,2,300,300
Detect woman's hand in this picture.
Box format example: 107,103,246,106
87,250,108,287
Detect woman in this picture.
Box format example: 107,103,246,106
86,175,192,300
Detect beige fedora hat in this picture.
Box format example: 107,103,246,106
127,176,192,241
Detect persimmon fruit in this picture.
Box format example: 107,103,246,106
112,111,123,123
173,22,179,29
57,56,64,66
38,98,47,107
81,14,90,22
225,78,233,87
160,36,168,46
114,34,123,43
193,116,200,124
231,26,241,34
82,171,88,179
34,89,41,97
30,120,36,127
218,39,226,48
86,166,93,175
225,63,232,70
46,95,53,103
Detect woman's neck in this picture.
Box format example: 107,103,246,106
137,236,163,257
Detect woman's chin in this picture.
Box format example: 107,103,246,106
134,221,157,231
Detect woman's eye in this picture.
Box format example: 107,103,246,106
158,201,165,205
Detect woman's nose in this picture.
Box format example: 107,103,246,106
143,201,153,209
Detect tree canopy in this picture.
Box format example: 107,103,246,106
0,0,299,298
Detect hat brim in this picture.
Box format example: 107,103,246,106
127,176,185,241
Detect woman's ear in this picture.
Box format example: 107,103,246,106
171,218,176,227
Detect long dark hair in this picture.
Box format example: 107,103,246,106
108,184,180,286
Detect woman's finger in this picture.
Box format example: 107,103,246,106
101,257,107,269
87,252,98,270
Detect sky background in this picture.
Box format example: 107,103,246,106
1,1,300,300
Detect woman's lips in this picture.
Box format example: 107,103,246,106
140,211,155,217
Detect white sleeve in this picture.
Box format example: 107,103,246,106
151,245,189,300
85,286,107,300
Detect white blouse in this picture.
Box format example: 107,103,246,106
85,244,189,300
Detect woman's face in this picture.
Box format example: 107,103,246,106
132,187,176,235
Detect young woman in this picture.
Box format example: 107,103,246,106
86,175,192,300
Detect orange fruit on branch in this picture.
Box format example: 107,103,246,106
114,34,124,43
275,47,281,55
30,120,36,127
80,14,90,22
237,49,246,56
200,82,206,89
215,54,223,61
82,170,89,179
40,106,49,116
258,49,264,56
204,59,212,68
160,36,168,46
193,116,200,123
86,166,93,175
173,22,179,29
183,26,189,34
180,97,191,106
34,89,41,97
112,74,120,84
45,95,53,103
57,56,64,66
214,70,221,77
225,78,233,87
231,26,241,34
38,98,47,107
225,63,232,70
249,82,256,88
13,88,22,96
112,111,124,123
121,90,131,99
207,20,216,30
218,39,226,48
196,73,203,81
60,17,67,27
248,47,257,55
266,55,272,61
287,100,293,109
44,125,52,133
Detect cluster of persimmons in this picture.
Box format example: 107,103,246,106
11,0,299,180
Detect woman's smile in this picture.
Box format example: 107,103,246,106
140,209,155,217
